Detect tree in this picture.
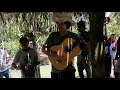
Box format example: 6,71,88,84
107,13,120,37
89,12,105,78
0,12,54,57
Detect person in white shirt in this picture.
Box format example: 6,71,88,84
0,46,10,78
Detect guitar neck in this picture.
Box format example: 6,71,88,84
72,40,80,49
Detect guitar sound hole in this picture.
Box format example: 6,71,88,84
65,45,73,52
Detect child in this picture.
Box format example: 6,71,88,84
104,38,111,78
109,34,117,77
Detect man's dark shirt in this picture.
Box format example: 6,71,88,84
45,31,81,73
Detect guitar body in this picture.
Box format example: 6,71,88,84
48,38,81,70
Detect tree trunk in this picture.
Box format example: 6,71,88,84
89,12,105,78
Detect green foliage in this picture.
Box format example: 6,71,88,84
37,34,50,46
0,12,53,58
4,40,20,57
107,16,120,38
0,12,90,58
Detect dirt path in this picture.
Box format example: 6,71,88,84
9,57,114,78
10,57,82,78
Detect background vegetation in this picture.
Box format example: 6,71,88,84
0,12,119,58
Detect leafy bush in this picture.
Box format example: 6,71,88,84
107,17,120,38
4,40,20,57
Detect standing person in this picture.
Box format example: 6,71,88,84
42,12,81,78
12,37,39,78
28,40,41,78
104,38,111,78
109,34,117,77
0,43,10,78
114,37,120,78
77,20,92,78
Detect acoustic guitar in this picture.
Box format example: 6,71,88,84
48,38,81,70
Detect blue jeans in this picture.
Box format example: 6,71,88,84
0,69,10,78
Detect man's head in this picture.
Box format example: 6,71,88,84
19,37,29,49
77,21,86,33
110,34,116,42
52,12,75,31
28,41,33,48
56,21,71,30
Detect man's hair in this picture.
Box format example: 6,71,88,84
64,21,71,29
111,34,116,36
110,34,116,38
77,21,86,28
19,37,29,44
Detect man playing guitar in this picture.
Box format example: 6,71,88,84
42,12,81,78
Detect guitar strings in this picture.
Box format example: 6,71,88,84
67,38,70,65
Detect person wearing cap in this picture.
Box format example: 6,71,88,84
77,20,92,78
42,12,81,78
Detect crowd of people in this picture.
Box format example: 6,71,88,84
0,12,120,78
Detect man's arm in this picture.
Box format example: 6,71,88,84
5,50,10,64
12,52,20,68
42,32,66,62
42,32,59,57
33,49,40,66
42,47,58,57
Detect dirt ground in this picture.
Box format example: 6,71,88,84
9,57,86,78
9,56,114,78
